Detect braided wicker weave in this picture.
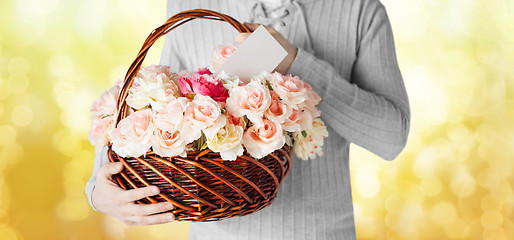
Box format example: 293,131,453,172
108,9,292,222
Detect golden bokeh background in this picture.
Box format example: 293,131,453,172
0,0,512,239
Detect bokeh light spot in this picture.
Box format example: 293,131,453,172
386,194,404,213
7,75,30,94
0,125,17,146
11,105,34,127
355,167,381,198
1,143,24,164
478,169,501,190
431,202,457,225
55,197,90,221
8,57,30,75
48,55,75,77
420,176,442,197
444,218,471,239
103,216,127,239
481,194,503,212
482,227,507,240
403,184,425,203
451,166,476,197
0,225,18,240
481,211,503,229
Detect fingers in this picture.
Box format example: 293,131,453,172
134,201,174,216
243,22,261,31
97,162,123,181
234,33,251,44
124,186,160,202
125,212,175,226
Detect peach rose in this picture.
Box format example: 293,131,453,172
227,113,246,129
242,119,285,159
265,91,292,124
180,94,226,142
282,108,313,132
110,109,154,157
151,128,187,157
88,116,115,148
210,45,237,72
269,72,309,108
225,80,271,125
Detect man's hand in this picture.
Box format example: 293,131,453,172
91,162,175,226
234,23,298,74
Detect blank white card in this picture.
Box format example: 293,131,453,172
215,25,288,79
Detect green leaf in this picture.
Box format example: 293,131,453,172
301,130,307,138
221,108,226,114
200,141,208,151
265,80,273,90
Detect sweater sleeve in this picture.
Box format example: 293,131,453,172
85,146,110,210
287,4,410,160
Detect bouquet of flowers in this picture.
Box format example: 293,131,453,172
89,45,328,161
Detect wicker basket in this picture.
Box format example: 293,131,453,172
108,9,292,222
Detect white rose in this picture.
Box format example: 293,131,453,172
126,69,180,111
292,118,328,160
207,123,244,160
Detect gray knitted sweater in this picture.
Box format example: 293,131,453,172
86,0,410,239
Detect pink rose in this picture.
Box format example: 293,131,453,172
269,72,309,108
155,97,189,132
151,128,187,157
180,94,226,142
179,75,228,102
195,68,212,75
210,45,237,71
138,65,174,79
88,116,115,148
297,82,322,117
242,119,285,159
264,91,292,124
282,108,313,132
90,81,122,120
110,109,155,157
225,81,271,125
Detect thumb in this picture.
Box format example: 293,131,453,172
98,162,123,181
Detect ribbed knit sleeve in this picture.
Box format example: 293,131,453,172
85,146,109,211
287,3,409,160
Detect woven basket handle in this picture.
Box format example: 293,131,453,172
115,9,251,124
